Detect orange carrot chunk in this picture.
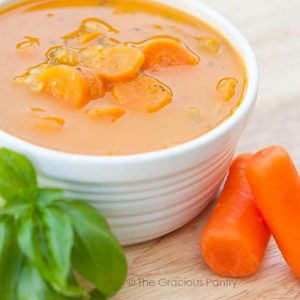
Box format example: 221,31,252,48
200,155,270,277
34,65,89,108
246,146,300,277
112,74,172,113
92,46,145,81
142,37,200,71
78,67,105,99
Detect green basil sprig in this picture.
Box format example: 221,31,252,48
0,149,127,300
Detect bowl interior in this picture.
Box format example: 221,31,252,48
0,0,258,164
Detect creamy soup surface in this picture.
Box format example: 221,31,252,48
0,0,246,155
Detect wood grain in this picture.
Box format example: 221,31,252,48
112,1,300,299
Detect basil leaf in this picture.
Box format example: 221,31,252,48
0,219,23,300
38,188,64,208
43,207,73,278
0,148,37,202
59,200,110,230
17,261,50,300
17,215,54,291
0,203,32,218
17,216,41,266
60,201,127,298
17,261,79,300
42,207,85,297
0,149,127,299
17,213,84,298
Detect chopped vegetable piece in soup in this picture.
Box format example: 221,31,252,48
86,107,126,122
34,65,89,108
91,46,145,81
34,116,65,131
112,75,172,113
217,78,238,101
141,37,200,71
46,46,80,66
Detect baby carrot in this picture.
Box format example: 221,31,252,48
246,146,300,277
200,155,270,277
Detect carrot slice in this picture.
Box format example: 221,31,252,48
141,37,200,71
86,107,126,122
91,46,145,81
246,146,300,277
34,65,89,108
200,155,270,277
112,74,172,113
78,67,105,99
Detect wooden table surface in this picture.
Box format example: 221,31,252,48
113,1,300,299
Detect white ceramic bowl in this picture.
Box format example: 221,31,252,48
0,0,258,245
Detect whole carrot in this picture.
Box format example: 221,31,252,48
200,154,270,277
246,146,300,277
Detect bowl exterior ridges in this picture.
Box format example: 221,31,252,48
39,145,235,245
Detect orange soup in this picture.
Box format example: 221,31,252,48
0,0,246,155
